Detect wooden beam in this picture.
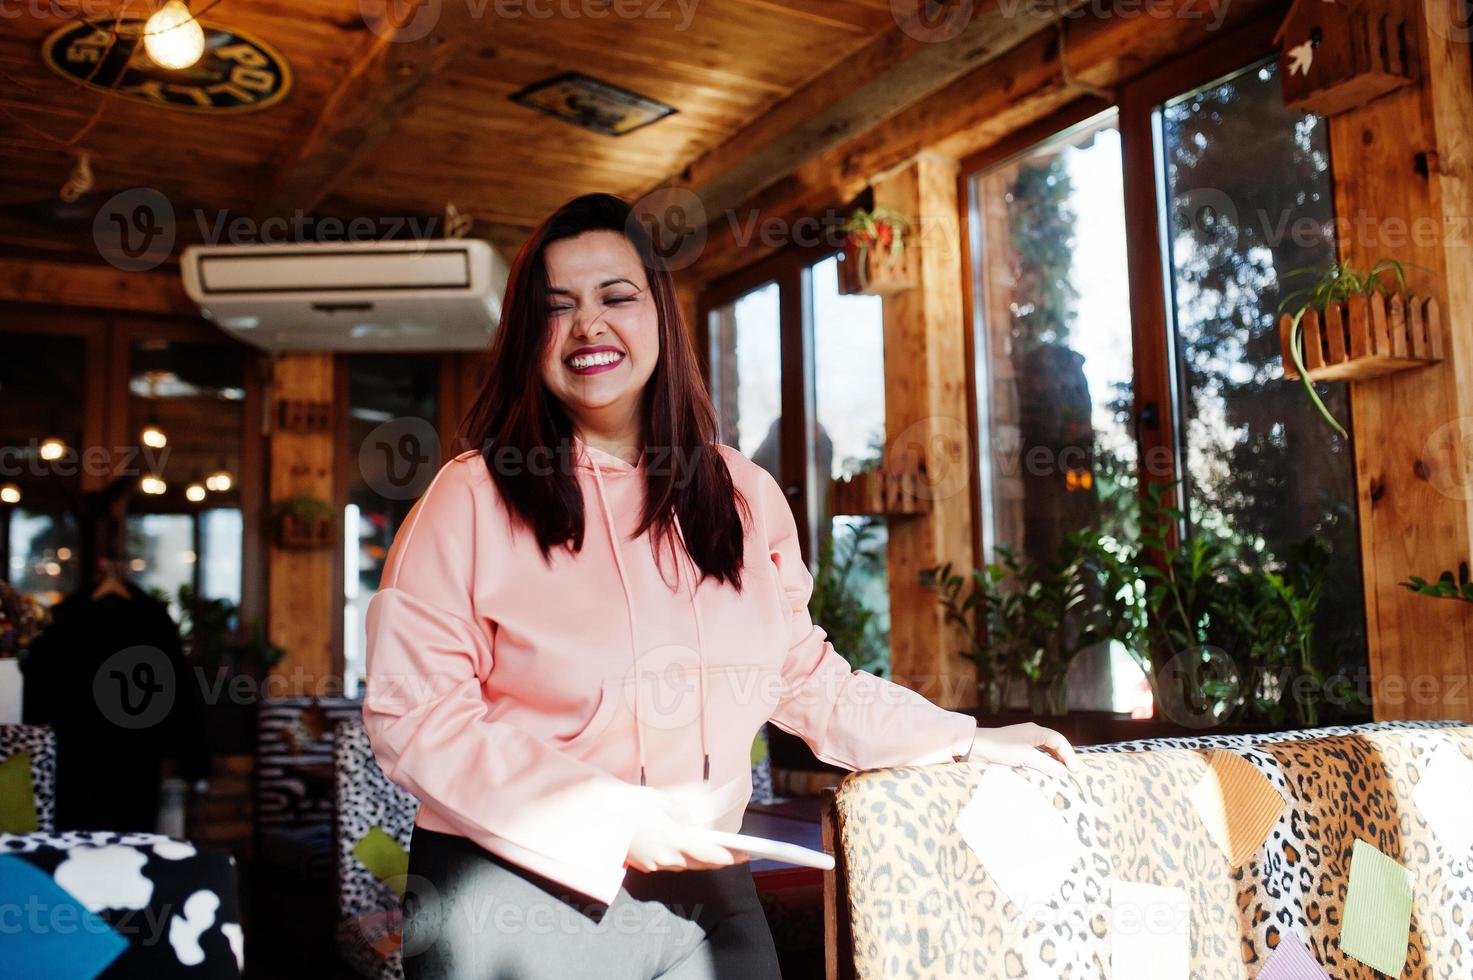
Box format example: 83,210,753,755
257,0,481,219
1333,0,1473,721
267,353,338,697
667,0,1089,221
683,0,1280,286
875,153,978,711
0,258,193,315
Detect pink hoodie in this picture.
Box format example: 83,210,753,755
362,433,978,904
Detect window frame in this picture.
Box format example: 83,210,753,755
696,239,838,565
957,14,1306,570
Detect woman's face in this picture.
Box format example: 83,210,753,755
540,229,660,436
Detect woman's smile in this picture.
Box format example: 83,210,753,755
566,345,627,374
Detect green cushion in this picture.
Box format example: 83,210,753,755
0,750,39,834
352,825,410,896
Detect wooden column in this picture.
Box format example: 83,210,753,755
1331,0,1473,720
873,153,979,709
266,353,337,697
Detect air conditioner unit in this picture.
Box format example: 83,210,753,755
180,239,509,351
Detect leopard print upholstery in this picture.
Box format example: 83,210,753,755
832,721,1473,979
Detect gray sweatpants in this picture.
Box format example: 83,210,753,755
401,824,784,979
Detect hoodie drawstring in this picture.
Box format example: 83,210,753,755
671,511,712,783
586,452,711,786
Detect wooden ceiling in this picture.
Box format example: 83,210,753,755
1,0,1279,295
0,0,900,264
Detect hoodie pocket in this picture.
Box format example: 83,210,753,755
559,677,623,751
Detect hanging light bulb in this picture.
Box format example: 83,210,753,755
0,484,20,504
144,0,206,71
141,422,168,449
140,474,168,495
39,437,67,461
186,482,207,503
206,459,233,492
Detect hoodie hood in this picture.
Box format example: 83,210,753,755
572,431,710,789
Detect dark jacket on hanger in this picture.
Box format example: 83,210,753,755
20,580,211,832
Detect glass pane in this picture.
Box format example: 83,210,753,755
708,281,782,482
344,354,440,698
199,508,243,605
809,254,889,675
1160,59,1366,678
126,513,196,612
0,333,86,604
969,110,1140,712
127,339,245,613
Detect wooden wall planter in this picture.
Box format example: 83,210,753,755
1280,292,1442,382
274,512,334,550
829,462,932,517
1276,0,1418,116
836,240,915,296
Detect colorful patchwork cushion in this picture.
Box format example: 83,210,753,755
0,831,243,978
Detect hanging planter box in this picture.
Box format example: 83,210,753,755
276,512,334,550
1276,0,1418,116
830,462,932,517
1280,292,1442,382
837,238,915,296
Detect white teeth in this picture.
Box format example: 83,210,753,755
568,351,623,369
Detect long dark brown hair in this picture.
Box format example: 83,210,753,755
458,192,749,592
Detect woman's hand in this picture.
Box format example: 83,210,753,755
624,786,749,873
966,723,1078,778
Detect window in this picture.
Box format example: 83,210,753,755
1,333,86,604
968,110,1142,711
964,49,1368,720
707,280,783,482
125,340,245,616
1159,58,1363,659
701,241,887,668
342,354,440,698
809,253,890,674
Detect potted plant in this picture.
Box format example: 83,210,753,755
809,519,888,677
1277,259,1441,437
921,530,1137,717
838,205,913,295
0,582,47,724
267,493,334,550
171,583,286,753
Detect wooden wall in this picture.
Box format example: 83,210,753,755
1331,0,1473,720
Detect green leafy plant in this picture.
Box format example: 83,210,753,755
841,206,910,291
170,582,285,680
809,519,888,677
1276,259,1421,438
921,530,1140,716
1126,482,1344,727
1401,562,1473,605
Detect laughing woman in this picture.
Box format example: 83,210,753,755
362,192,1076,979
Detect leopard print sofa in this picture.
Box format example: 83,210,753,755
829,720,1473,978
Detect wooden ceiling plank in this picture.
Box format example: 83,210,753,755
255,0,487,219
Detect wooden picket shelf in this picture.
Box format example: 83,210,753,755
1280,292,1443,382
829,461,932,517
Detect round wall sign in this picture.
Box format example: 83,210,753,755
42,18,291,114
